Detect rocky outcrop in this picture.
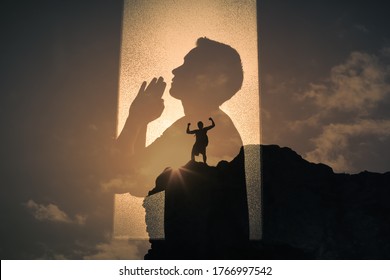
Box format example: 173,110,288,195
261,145,390,259
144,145,390,259
145,148,249,259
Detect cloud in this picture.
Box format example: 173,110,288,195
291,50,390,172
302,51,390,115
25,200,87,225
305,120,390,172
354,24,369,33
74,214,87,225
100,175,140,194
83,239,149,260
381,47,390,57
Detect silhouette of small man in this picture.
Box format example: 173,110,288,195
187,118,215,163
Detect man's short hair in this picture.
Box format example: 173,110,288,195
196,37,244,105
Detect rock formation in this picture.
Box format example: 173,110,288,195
144,145,390,259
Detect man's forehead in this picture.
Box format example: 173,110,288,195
183,47,206,62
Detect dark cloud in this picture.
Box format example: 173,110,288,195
305,120,390,172
301,51,389,114
84,239,149,260
263,49,390,173
294,50,390,172
354,24,369,33
25,200,87,225
260,0,390,173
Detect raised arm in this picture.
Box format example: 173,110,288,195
108,77,168,197
186,123,196,134
205,117,215,130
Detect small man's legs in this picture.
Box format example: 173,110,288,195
202,153,207,164
191,146,195,161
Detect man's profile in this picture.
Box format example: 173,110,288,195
187,118,215,163
114,37,244,197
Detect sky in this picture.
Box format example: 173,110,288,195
1,0,125,259
1,0,389,260
260,0,390,173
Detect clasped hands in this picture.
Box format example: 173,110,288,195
129,77,167,124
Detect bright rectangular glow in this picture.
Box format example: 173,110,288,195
114,0,261,245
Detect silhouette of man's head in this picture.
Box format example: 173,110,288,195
170,38,243,108
197,121,204,129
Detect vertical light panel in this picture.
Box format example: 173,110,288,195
114,0,261,241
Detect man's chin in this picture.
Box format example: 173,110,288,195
169,87,181,100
